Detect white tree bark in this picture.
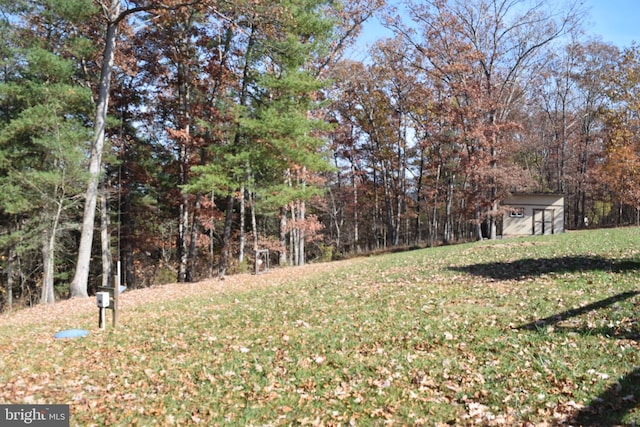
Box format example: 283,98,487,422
249,189,258,252
41,230,56,304
279,206,288,266
297,200,306,266
42,197,65,304
351,162,359,252
69,0,120,298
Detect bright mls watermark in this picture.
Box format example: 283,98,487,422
0,405,69,426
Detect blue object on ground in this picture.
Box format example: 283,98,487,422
54,329,89,339
119,285,126,294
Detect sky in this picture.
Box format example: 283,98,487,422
586,0,639,47
350,0,640,60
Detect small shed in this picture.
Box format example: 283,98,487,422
502,193,564,237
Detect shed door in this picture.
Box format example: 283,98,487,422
533,209,554,235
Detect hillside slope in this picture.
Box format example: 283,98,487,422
1,228,639,426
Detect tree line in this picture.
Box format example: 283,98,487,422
1,0,639,311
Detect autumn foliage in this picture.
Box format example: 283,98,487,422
1,0,640,309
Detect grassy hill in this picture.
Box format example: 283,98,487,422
1,228,639,425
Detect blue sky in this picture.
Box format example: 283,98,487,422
587,0,639,47
349,0,639,60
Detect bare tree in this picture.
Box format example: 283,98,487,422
394,0,583,239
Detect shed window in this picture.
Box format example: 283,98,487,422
510,207,524,218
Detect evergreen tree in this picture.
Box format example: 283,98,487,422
188,0,335,270
0,1,94,306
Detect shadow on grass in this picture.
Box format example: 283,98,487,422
569,367,640,426
449,255,640,281
513,291,640,426
453,255,640,423
515,291,640,332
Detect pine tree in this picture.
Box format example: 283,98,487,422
0,45,93,304
188,0,335,271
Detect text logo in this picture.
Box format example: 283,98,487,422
0,405,69,426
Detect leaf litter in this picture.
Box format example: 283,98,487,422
1,229,640,425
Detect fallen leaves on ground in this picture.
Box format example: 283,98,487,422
1,229,640,425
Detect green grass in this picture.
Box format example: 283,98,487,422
1,228,640,425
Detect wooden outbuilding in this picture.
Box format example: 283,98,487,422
502,193,564,236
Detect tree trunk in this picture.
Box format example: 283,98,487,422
176,88,191,282
177,194,189,282
330,155,343,252
297,200,305,266
279,206,288,266
42,197,65,304
430,163,441,246
382,168,394,248
489,201,497,240
444,173,454,244
6,244,15,308
41,230,56,304
395,193,402,246
100,181,111,289
213,26,256,276
296,167,306,266
373,169,380,249
69,2,120,298
186,193,201,282
278,207,287,267
290,203,298,265
351,162,359,253
395,133,407,246
329,188,342,252
239,184,245,263
415,152,425,245
209,191,215,278
250,190,258,252
475,208,483,241
121,182,135,288
218,194,235,277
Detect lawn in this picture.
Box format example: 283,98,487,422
1,227,639,426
